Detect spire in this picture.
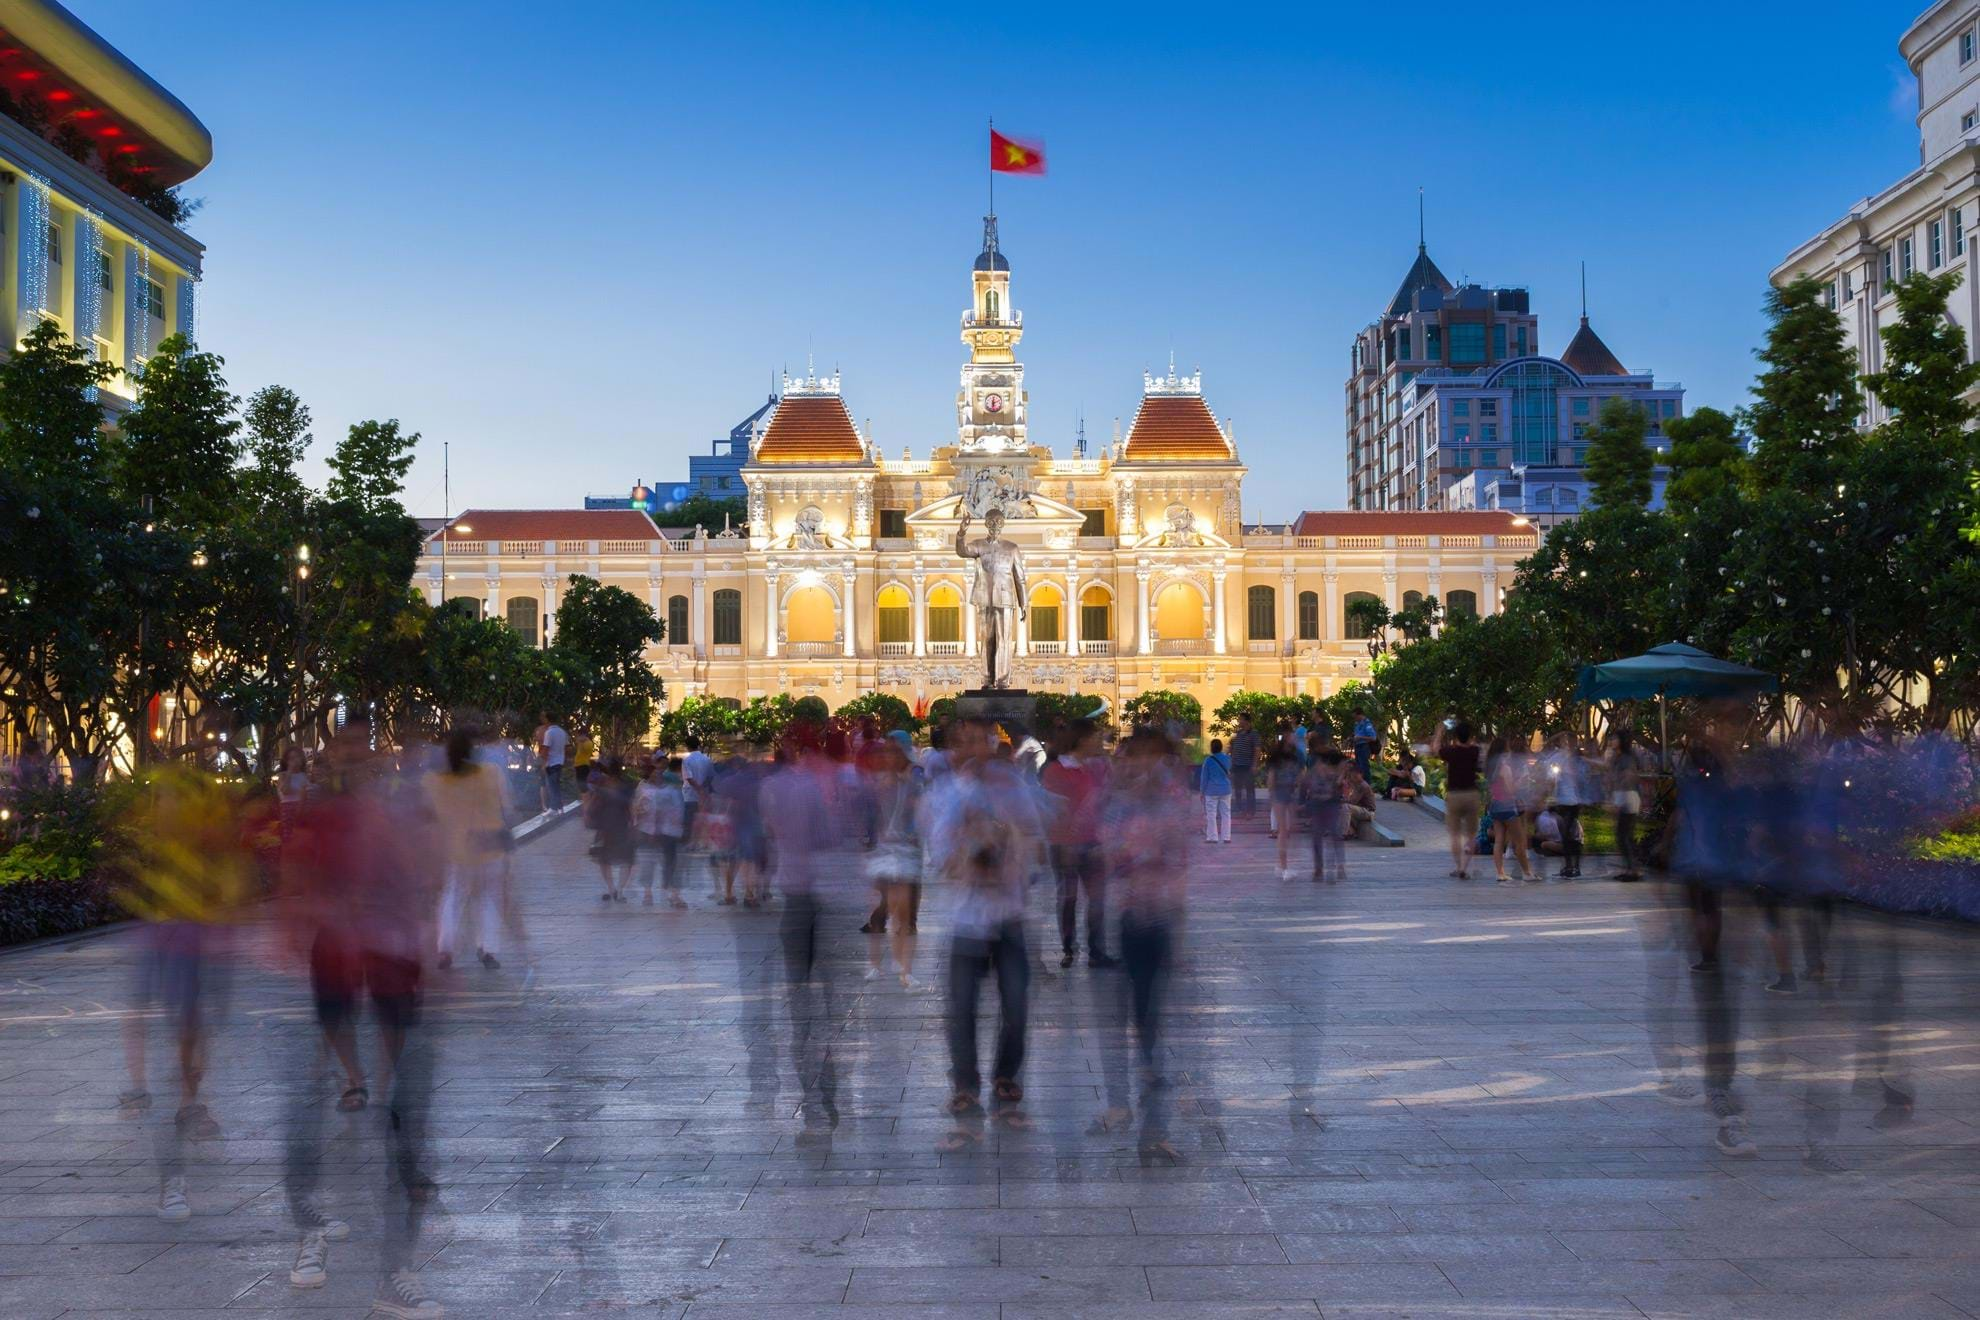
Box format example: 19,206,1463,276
1387,194,1454,319
974,214,1008,271
1580,260,1588,319
1418,186,1425,251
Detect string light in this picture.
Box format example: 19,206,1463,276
17,174,50,337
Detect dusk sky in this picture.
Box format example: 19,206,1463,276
78,0,1925,521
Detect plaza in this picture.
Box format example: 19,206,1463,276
0,804,1976,1318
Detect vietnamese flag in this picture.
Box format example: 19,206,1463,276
990,128,1046,175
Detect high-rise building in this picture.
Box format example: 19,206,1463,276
0,1,210,410
1775,1,1980,427
1345,239,1536,510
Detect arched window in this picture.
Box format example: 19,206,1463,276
505,596,539,647
666,594,688,644
1344,590,1381,639
1402,590,1424,613
446,595,483,621
1247,584,1276,641
1297,590,1320,640
712,589,742,645
876,584,911,645
927,584,962,644
1154,583,1205,640
785,585,835,643
1079,586,1111,643
1445,588,1478,619
985,289,1000,321
1029,584,1063,642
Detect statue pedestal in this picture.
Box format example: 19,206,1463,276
954,688,1037,737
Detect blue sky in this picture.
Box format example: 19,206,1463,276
78,0,1924,519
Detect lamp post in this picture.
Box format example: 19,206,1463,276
294,544,311,752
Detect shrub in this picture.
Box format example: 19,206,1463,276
836,692,918,733
1123,689,1202,732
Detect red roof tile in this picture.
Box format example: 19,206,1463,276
754,393,868,464
1119,394,1234,462
429,509,661,543
1292,510,1531,537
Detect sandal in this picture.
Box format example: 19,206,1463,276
118,1088,152,1117
996,1109,1035,1131
1138,1139,1185,1167
993,1078,1024,1104
935,1129,982,1152
943,1091,984,1117
175,1103,222,1141
337,1085,369,1113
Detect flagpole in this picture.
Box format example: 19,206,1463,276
988,116,994,217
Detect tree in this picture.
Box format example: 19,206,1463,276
1661,406,1746,518
1504,503,1677,700
549,575,665,753
1582,396,1653,509
836,692,917,733
1122,689,1201,731
659,695,739,749
1210,689,1295,736
651,493,746,533
1747,275,1862,491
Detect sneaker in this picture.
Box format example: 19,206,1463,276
1714,1118,1757,1158
1804,1143,1847,1174
900,974,925,992
1059,952,1074,968
372,1266,442,1317
157,1176,190,1223
297,1197,351,1241
1690,958,1720,974
175,1102,221,1141
862,967,884,982
289,1232,329,1288
600,891,613,902
1766,973,1799,995
1658,1078,1704,1105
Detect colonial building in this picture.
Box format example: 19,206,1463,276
419,217,1539,714
0,1,207,404
1775,0,1980,426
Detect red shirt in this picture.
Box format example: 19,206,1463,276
1040,756,1108,846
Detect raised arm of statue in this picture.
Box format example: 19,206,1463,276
955,515,980,559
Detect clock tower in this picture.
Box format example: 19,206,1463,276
957,214,1028,454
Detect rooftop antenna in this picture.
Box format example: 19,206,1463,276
1580,260,1589,322
1418,186,1425,251
1075,408,1087,458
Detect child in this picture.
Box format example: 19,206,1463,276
1303,744,1347,883
1199,738,1233,843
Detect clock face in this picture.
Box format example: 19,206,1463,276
984,393,1004,414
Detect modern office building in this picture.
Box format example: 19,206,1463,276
1775,1,1980,425
584,393,780,518
1346,239,1537,511
0,0,208,409
422,217,1538,712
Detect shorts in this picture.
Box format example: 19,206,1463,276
1489,808,1519,824
310,931,420,1032
1444,788,1482,842
135,921,220,1034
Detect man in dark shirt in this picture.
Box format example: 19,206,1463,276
1228,715,1260,819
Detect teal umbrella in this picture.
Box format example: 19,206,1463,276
1575,643,1778,768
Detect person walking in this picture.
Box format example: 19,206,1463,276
1486,737,1537,882
634,757,689,908
428,728,512,968
587,755,636,902
1433,719,1483,880
1199,737,1233,843
1545,732,1600,880
1606,729,1648,880
1303,743,1347,883
1266,736,1303,880
924,719,1045,1149
860,735,925,988
1228,714,1260,820
1040,719,1115,969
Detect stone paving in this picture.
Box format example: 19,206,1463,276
3,798,1980,1317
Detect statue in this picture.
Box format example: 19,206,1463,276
1160,502,1203,547
955,508,1027,689
789,504,827,550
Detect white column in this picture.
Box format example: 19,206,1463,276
1482,570,1500,616
1212,569,1228,654
765,571,780,658
1323,569,1340,643
1383,566,1399,613
841,572,856,657
1280,571,1295,656
1135,569,1151,654
542,577,559,644
911,571,927,657
1427,566,1443,635
690,574,706,657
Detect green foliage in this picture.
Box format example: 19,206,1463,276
1662,406,1746,518
791,695,832,727
836,692,917,732
1122,689,1202,730
1029,691,1110,733
1747,275,1862,492
651,493,747,533
737,693,798,746
1583,395,1653,509
549,575,666,753
658,696,740,748
1371,612,1565,742
926,696,959,730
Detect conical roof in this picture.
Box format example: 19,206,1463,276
1560,316,1628,376
1387,244,1453,318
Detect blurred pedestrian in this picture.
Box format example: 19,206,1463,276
1545,732,1600,880
634,756,688,908
1434,719,1483,880
1487,736,1536,883
1605,729,1648,880
587,754,636,902
1041,718,1114,969
1266,736,1303,880
1303,742,1347,883
861,734,925,987
428,728,512,968
534,713,567,812
1228,713,1260,819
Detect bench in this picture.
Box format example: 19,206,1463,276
1352,814,1405,848
1413,794,1447,822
